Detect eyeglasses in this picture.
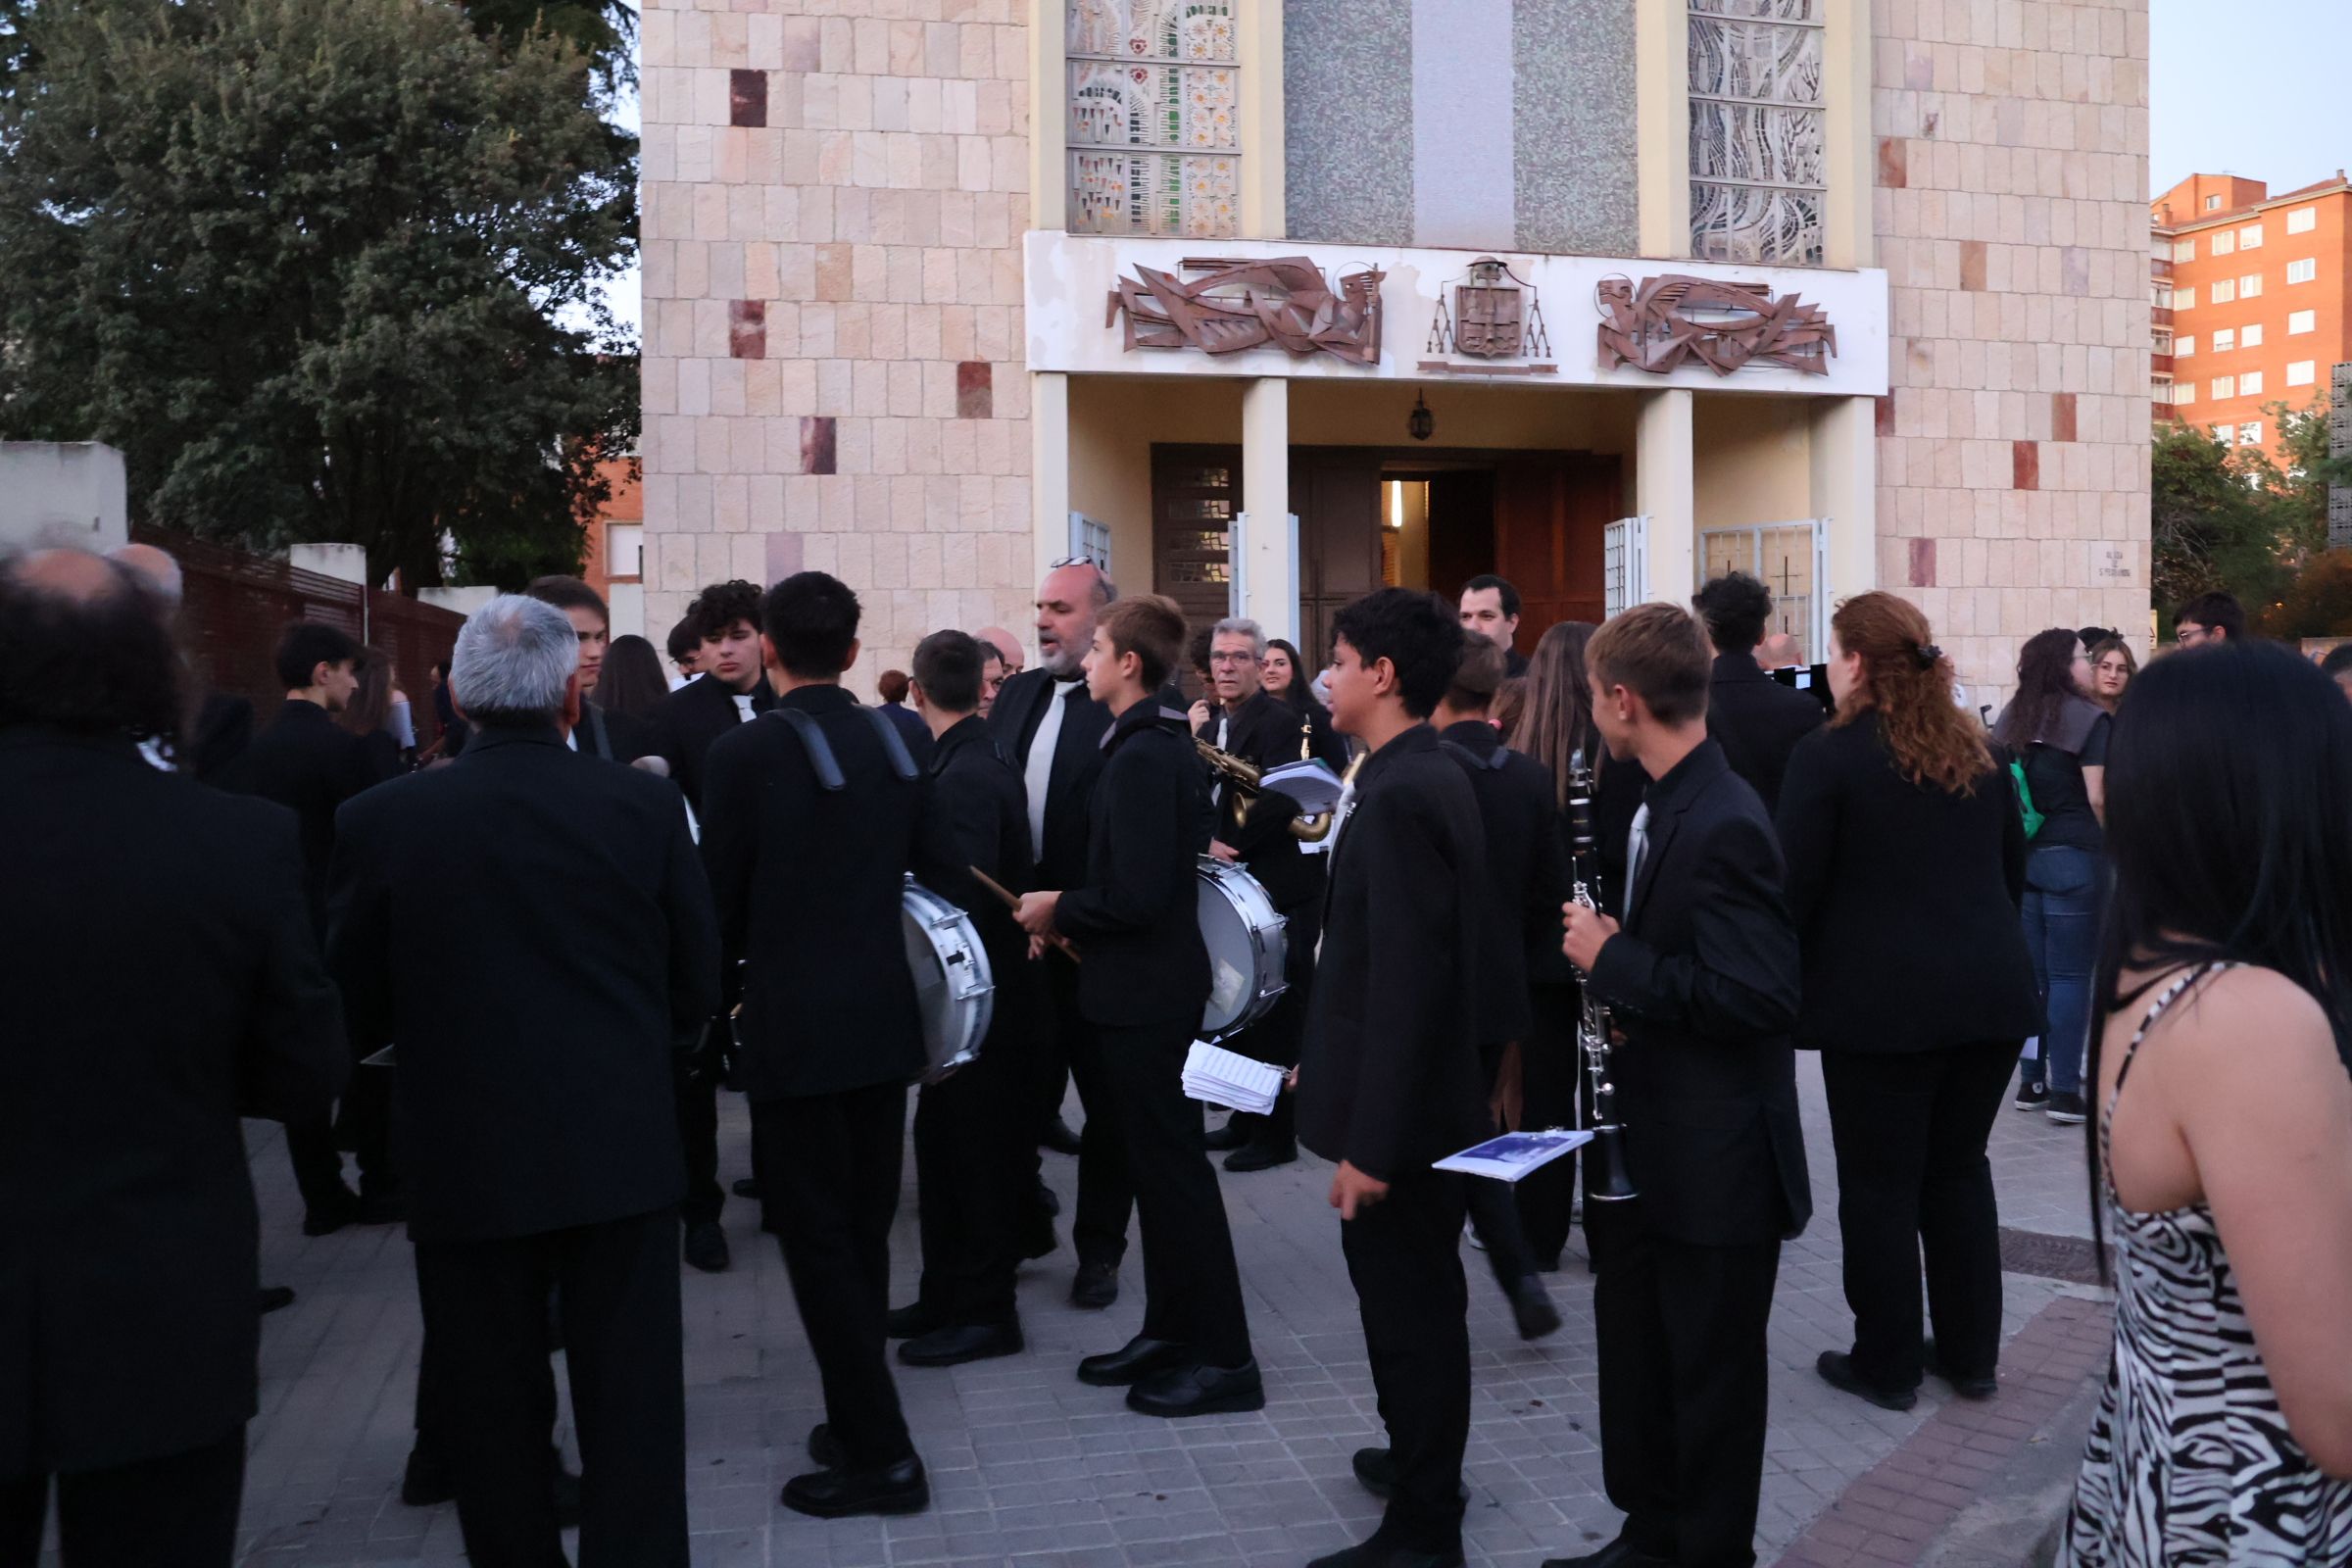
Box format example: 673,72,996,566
1207,651,1259,666
2176,625,2213,647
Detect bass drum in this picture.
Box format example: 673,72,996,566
1197,857,1287,1042
903,877,994,1082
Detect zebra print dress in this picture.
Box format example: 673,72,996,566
2061,964,2352,1567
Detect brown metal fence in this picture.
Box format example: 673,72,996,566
133,526,466,742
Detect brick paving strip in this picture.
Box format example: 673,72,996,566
1770,1296,2113,1568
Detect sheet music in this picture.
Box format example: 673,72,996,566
1181,1041,1284,1116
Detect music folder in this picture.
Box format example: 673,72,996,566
1433,1128,1592,1183
1180,1042,1284,1116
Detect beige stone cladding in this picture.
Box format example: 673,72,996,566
639,0,1036,687
1871,0,2152,702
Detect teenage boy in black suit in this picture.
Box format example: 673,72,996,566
701,572,931,1519
1691,571,1822,815
1296,589,1494,1568
1015,596,1262,1419
892,629,1045,1368
1552,603,1810,1568
526,575,654,762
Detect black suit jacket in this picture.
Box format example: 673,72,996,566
1054,698,1210,1029
1704,652,1824,816
989,667,1112,891
1298,725,1494,1182
911,714,1033,975
1199,689,1331,912
326,725,718,1242
573,696,655,764
1439,721,1568,1050
1586,740,1811,1246
703,684,927,1098
1776,720,2040,1053
219,698,393,932
651,672,773,809
1,728,346,1476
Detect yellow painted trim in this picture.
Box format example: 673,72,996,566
1030,0,1064,233
1239,0,1286,240
1810,394,1878,597
1821,0,1873,269
1032,372,1072,583
1637,0,1690,260
1637,388,1696,597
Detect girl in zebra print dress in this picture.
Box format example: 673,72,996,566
2061,643,2352,1566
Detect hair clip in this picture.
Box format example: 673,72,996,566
1912,642,1943,670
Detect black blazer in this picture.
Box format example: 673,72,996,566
650,672,773,809
1775,720,2040,1053
574,696,655,764
911,713,1034,976
1054,699,1210,1029
989,667,1112,890
880,700,936,770
1200,688,1331,912
1704,652,1824,816
703,684,927,1098
1439,721,1568,1050
1297,725,1494,1182
326,725,718,1243
219,698,394,932
1,729,346,1477
1585,740,1812,1247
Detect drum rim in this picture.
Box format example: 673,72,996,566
1194,856,1290,1039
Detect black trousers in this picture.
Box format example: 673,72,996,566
412,1207,686,1568
1090,1018,1252,1366
1218,898,1318,1149
286,1058,395,1210
1058,967,1135,1270
1518,984,1587,1266
1819,1041,2017,1390
1589,1207,1780,1568
674,1039,723,1227
1342,1169,1470,1555
913,1029,1032,1326
755,1084,915,1470
0,1426,245,1568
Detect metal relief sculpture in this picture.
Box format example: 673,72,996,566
1595,274,1837,376
1108,258,1384,366
1427,258,1552,361
1067,0,1239,238
1688,0,1825,266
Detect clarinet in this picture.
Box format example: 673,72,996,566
1566,755,1638,1202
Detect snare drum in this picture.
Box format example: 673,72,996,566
1196,857,1288,1041
903,878,994,1082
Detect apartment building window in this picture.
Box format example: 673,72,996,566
2240,272,2263,298
2205,195,2223,211
2288,258,2319,284
2173,238,2197,262
2212,279,2236,304
2242,323,2263,348
2212,230,2235,257
2177,285,2196,309
2154,281,2175,310
1066,0,1240,238
2214,328,2235,353
2153,373,2175,404
2175,380,2195,405
2212,377,2235,400
2290,309,2318,334
2177,334,2195,356
2153,327,2175,355
2240,370,2264,397
2289,360,2318,387
2288,207,2318,235
2213,423,2235,443
2239,223,2264,249
2241,421,2263,447
1688,0,1827,266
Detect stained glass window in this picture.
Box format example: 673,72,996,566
1066,0,1239,238
1688,0,1825,266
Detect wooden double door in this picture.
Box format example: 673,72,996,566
1152,444,1623,663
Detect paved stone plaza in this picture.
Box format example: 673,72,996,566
145,1058,2106,1568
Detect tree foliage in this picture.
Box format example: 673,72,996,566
0,0,638,588
2151,402,2352,635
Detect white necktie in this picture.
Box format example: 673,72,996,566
731,693,755,723
1026,680,1078,858
1625,803,1651,921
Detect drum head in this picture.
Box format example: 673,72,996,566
903,909,961,1065
1199,877,1257,1035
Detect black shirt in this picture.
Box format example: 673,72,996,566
2023,710,2109,853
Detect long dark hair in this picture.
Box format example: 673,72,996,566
2086,641,2352,1266
1510,620,1604,811
1992,628,2083,750
599,634,669,720
340,645,391,737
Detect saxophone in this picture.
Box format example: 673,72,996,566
1566,755,1637,1202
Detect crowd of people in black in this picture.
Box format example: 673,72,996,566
8,534,2352,1568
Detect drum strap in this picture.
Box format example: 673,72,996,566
769,706,921,792
1440,738,1508,772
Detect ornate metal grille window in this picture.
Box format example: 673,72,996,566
1688,0,1825,266
1066,0,1239,238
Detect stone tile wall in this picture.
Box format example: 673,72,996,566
639,0,1037,684
1870,0,2153,703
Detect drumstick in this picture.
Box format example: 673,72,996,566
969,865,1081,963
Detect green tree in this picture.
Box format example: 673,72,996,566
0,0,637,588
2150,420,2278,614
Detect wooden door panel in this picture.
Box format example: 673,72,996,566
1495,456,1620,645
1294,459,1381,664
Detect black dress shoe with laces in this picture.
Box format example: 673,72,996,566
1125,1358,1265,1417
301,1187,362,1237
886,1300,942,1340
900,1320,1024,1367
1351,1446,1396,1497
1041,1115,1085,1155
1508,1275,1563,1342
807,1423,844,1468
1223,1137,1297,1172
1076,1335,1188,1387
1815,1349,1918,1411
780,1455,929,1519
1203,1112,1255,1152
682,1219,730,1273
1539,1538,1674,1568
1307,1531,1464,1568
400,1444,455,1507
1069,1259,1118,1309
1924,1338,1998,1398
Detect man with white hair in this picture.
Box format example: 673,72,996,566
326,595,719,1568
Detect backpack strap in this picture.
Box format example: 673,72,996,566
863,707,920,781
1440,738,1507,772
771,708,846,791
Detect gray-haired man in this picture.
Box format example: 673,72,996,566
326,595,719,1568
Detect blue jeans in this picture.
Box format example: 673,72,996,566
2020,845,2103,1095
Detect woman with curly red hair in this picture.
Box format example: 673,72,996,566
1776,592,2041,1411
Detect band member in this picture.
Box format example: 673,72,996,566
647,578,772,1273
1429,638,1566,1340
1196,615,1335,1171
892,629,1045,1367
526,574,654,762
1298,588,1494,1568
1692,572,1823,815
1015,596,1263,1418
1458,574,1529,678
701,571,931,1518
1553,603,1810,1568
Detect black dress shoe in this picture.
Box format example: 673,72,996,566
1076,1335,1188,1387
1508,1275,1563,1342
1126,1358,1265,1417
807,1423,844,1468
780,1455,928,1519
355,1189,407,1226
1351,1446,1396,1497
1021,1209,1058,1261
301,1187,362,1237
1540,1538,1674,1568
400,1444,454,1507
1203,1112,1255,1152
551,1457,582,1529
1223,1137,1298,1173
887,1300,942,1340
256,1285,297,1315
731,1177,762,1200
1307,1532,1464,1568
900,1321,1024,1367
1815,1349,1918,1411
682,1219,730,1273
1924,1338,1998,1398
1069,1259,1119,1309
1041,1115,1085,1156
1034,1178,1062,1217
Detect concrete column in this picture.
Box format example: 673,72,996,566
1239,377,1297,645
1636,388,1695,606
1810,394,1878,603
1031,371,1071,587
